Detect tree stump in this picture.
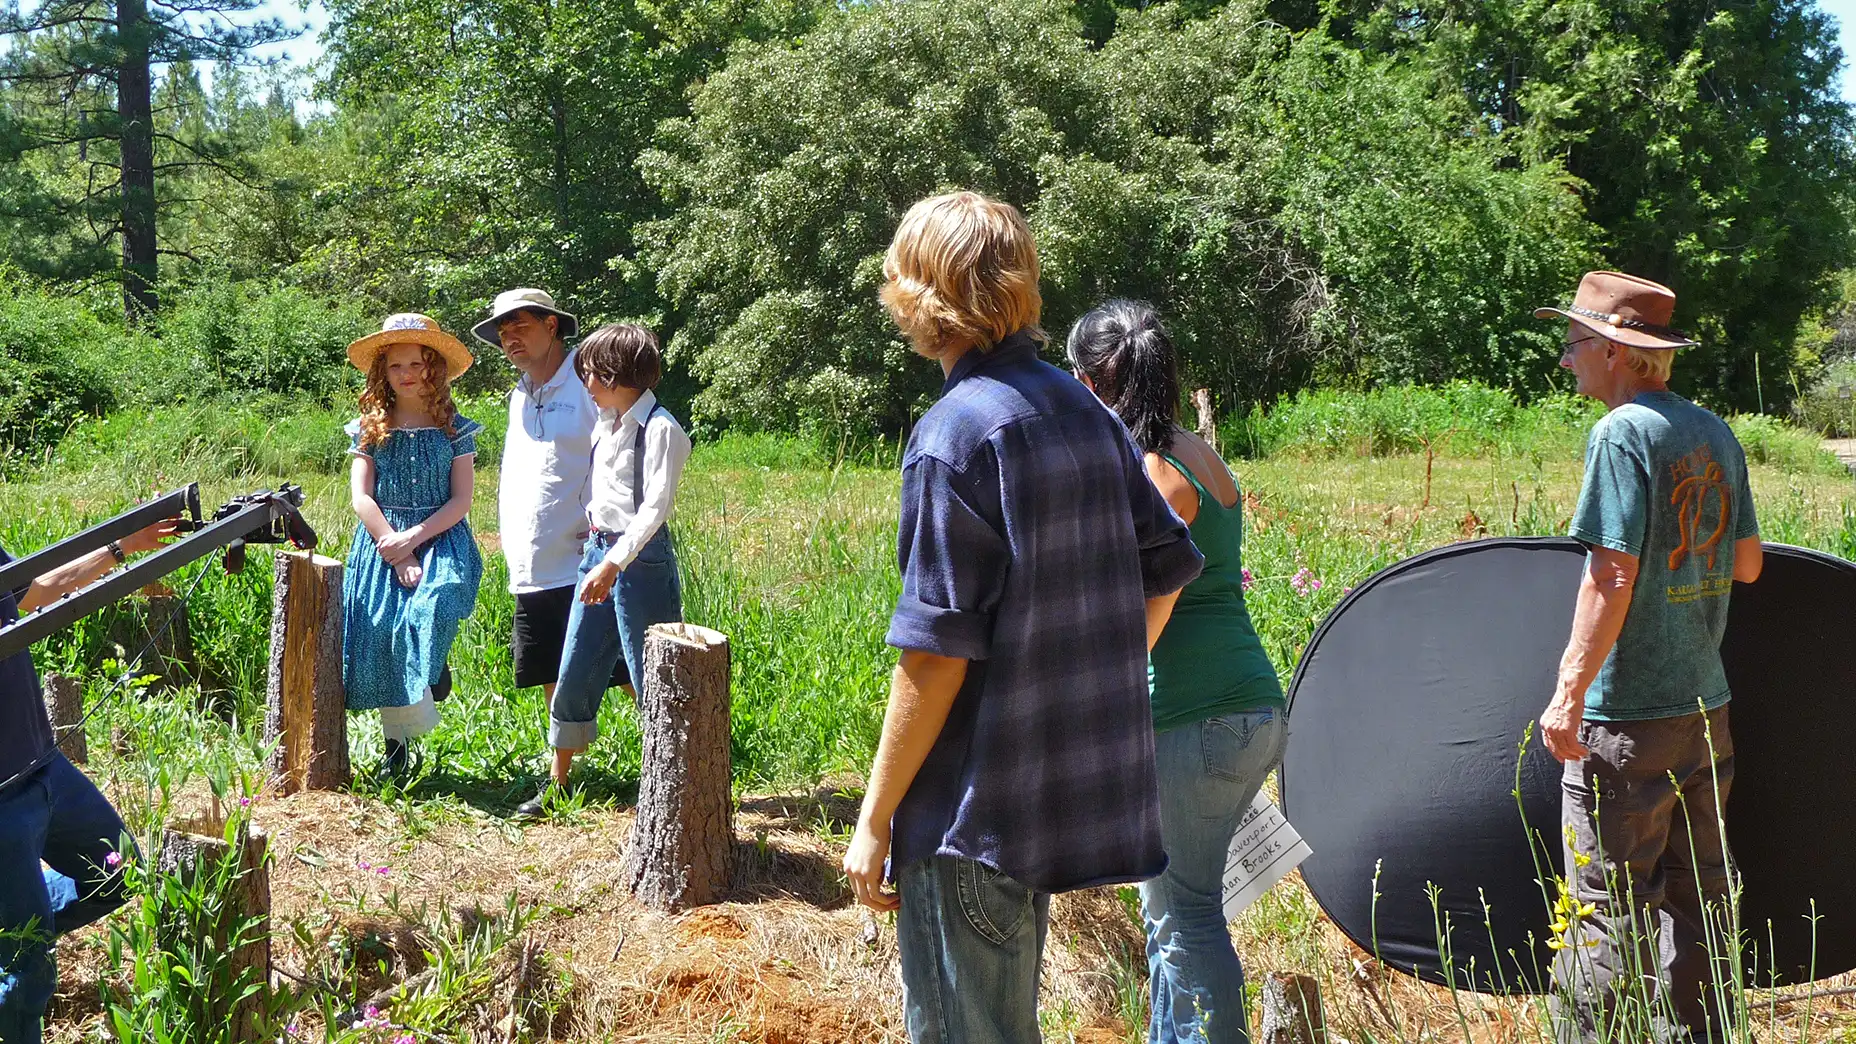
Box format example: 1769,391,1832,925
42,672,86,765
1260,972,1326,1044
1193,388,1218,451
157,815,271,1042
263,552,349,794
624,623,733,911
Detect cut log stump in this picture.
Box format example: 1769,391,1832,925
624,623,733,911
263,552,349,794
1260,971,1326,1044
1193,387,1218,451
157,815,271,1042
42,672,86,765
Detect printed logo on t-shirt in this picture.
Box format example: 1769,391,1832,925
1677,438,1729,572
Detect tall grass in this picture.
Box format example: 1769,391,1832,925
15,383,1855,1044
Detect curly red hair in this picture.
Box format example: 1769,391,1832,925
357,345,457,450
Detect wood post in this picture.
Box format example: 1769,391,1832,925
624,623,733,911
263,552,349,794
1260,972,1326,1044
42,672,86,765
1193,387,1218,451
157,815,271,1042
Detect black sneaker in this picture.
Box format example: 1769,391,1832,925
515,781,564,819
384,739,410,778
432,664,452,703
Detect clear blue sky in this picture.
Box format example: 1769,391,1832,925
244,0,1856,99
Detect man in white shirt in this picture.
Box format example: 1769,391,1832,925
471,288,624,806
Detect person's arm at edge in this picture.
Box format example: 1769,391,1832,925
1732,535,1762,583
19,518,179,613
843,650,968,912
1540,546,1638,763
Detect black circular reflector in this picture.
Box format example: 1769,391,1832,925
1280,537,1856,992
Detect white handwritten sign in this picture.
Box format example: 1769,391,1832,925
1222,792,1313,921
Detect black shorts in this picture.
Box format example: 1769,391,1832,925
511,585,627,689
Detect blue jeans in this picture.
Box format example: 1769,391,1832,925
0,754,135,1044
898,855,1052,1044
549,528,683,751
1142,709,1288,1044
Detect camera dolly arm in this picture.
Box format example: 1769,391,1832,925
0,482,319,662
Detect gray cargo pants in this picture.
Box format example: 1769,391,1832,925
1552,706,1736,1044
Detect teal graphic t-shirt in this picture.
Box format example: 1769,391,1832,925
1568,391,1759,722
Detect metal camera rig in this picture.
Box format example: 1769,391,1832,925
0,482,319,662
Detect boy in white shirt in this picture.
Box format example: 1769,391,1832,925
518,322,692,817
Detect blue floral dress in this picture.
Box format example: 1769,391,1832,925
341,417,485,711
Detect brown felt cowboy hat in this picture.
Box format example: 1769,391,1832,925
471,287,579,347
347,313,475,377
1534,271,1697,350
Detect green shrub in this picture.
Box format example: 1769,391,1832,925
1727,413,1845,475
148,278,372,402
1791,359,1856,437
1237,381,1601,459
51,398,353,483
0,273,120,467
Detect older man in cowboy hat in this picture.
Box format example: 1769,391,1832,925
1535,272,1762,1044
472,288,622,817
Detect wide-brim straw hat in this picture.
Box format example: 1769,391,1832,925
471,287,579,347
1534,271,1697,350
347,313,474,377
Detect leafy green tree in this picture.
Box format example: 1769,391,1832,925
0,0,294,318
646,0,1597,434
316,0,822,330
1299,0,1856,410
642,0,1124,436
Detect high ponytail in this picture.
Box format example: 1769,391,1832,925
1065,299,1181,454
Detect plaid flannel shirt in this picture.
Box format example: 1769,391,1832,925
885,332,1204,893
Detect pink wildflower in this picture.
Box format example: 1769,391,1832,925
104,851,122,869
1290,567,1323,597
1240,567,1254,592
239,796,253,808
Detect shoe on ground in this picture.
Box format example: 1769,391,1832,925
384,739,410,777
515,780,566,819
432,664,452,703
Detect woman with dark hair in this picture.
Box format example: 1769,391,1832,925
1068,300,1285,1044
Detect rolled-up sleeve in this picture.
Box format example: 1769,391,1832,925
1123,436,1204,597
885,449,1009,660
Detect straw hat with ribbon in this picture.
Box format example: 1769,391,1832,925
1534,271,1697,351
347,313,474,378
471,287,579,347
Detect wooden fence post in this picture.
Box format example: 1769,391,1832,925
1193,387,1218,452
263,552,349,794
624,623,733,911
1260,972,1326,1044
158,815,271,1043
42,672,87,765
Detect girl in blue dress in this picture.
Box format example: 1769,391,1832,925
341,313,485,776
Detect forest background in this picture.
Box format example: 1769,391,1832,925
3,0,1856,454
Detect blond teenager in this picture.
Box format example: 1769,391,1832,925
843,192,1203,1044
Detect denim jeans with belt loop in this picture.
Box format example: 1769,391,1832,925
0,754,135,1044
548,527,682,751
1142,709,1287,1044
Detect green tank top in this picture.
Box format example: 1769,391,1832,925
1148,452,1285,732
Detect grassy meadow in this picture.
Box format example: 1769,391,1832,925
14,385,1856,1043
